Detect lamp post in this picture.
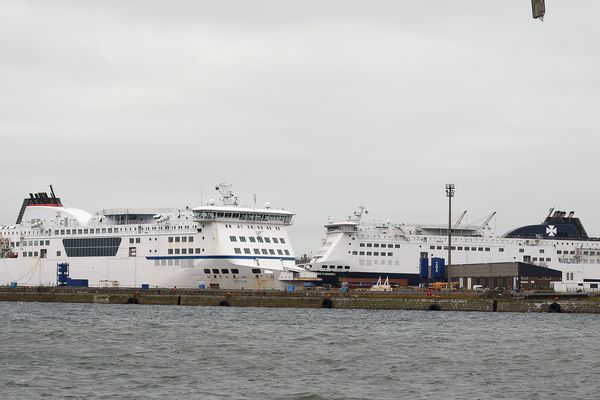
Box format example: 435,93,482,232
445,184,455,284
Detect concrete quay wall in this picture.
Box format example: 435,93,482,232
1,288,599,313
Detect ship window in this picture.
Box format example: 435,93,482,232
388,252,393,256
367,243,372,247
360,243,365,247
230,236,237,242
280,238,286,244
337,266,343,269
249,237,256,243
533,257,537,261
62,237,121,257
232,269,239,274
181,249,187,254
257,237,264,243
234,248,241,254
374,252,379,256
189,236,194,242
437,246,442,250
359,251,365,255
175,237,180,242
329,265,335,269
168,237,173,242
478,247,483,251
129,238,134,244
212,268,220,274
204,269,210,274
175,249,180,254
182,237,187,242
136,238,140,243
284,250,290,255
57,251,61,256
430,246,435,249
269,249,275,255
367,252,372,256
539,249,545,254
252,268,261,274
253,249,260,254
499,248,504,252
261,249,268,254
519,249,524,253
272,238,279,243
352,251,357,255
485,248,490,252
66,230,71,235
221,269,229,274
265,238,271,243
344,266,350,270
277,249,283,255
239,236,246,242
244,248,251,254
195,248,201,254
374,244,379,248
168,249,173,254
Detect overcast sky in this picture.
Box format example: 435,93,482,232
1,1,599,255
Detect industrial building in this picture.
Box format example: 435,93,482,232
448,262,561,291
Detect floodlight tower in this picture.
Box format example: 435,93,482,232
445,184,455,283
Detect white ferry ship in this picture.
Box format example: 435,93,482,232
0,184,318,290
307,206,600,291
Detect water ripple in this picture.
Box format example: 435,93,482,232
1,303,600,399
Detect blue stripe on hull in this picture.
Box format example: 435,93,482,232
145,255,296,261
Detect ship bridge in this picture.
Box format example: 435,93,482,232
192,206,294,225
325,221,358,233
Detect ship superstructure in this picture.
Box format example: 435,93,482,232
307,206,600,291
0,184,318,290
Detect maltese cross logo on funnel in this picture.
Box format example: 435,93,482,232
546,225,557,237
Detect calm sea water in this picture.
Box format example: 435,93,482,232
1,302,599,400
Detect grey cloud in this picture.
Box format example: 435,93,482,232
1,1,600,254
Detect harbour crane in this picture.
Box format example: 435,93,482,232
480,211,497,230
454,210,467,228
